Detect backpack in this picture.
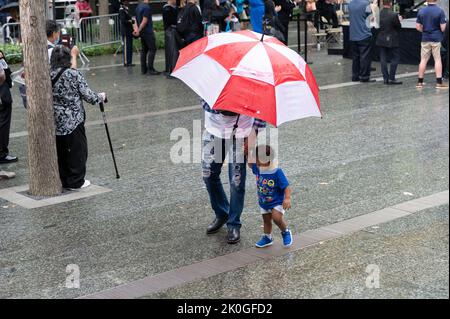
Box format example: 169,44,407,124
176,6,191,35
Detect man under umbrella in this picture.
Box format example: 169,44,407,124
172,30,321,244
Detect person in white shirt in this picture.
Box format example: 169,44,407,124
46,20,79,68
202,100,266,244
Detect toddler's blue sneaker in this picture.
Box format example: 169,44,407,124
282,229,293,247
255,235,273,248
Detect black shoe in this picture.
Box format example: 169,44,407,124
383,79,389,85
124,63,135,67
388,80,403,85
360,79,376,83
166,75,176,79
148,70,161,75
351,77,360,82
0,155,18,164
227,228,240,244
206,217,228,234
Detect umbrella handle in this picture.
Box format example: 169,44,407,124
232,114,241,139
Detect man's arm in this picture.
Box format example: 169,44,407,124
440,11,447,33
138,16,149,33
416,23,423,32
71,46,79,69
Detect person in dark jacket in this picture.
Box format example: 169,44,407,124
119,0,134,67
134,0,161,75
203,0,229,32
441,21,449,80
177,0,203,44
0,50,17,164
274,0,298,45
163,0,179,77
376,0,403,85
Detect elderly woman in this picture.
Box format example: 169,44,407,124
50,45,106,190
0,50,17,164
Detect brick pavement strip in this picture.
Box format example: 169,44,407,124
78,190,449,299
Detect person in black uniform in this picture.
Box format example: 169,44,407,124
274,0,299,45
178,0,204,45
119,0,135,67
0,50,17,164
376,0,403,85
163,0,179,77
202,0,229,32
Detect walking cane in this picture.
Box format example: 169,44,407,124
99,100,120,179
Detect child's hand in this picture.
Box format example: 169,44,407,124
282,198,291,210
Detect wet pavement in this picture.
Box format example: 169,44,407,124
0,40,448,298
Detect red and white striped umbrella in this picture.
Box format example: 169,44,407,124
172,30,321,127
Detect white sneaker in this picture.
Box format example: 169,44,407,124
0,170,15,180
80,180,91,189
69,180,91,191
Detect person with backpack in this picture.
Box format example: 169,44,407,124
177,0,204,45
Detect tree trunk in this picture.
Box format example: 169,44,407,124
20,0,62,196
99,0,110,44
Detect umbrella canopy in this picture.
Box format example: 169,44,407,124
0,2,19,13
172,30,321,127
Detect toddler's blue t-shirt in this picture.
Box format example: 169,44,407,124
251,164,289,210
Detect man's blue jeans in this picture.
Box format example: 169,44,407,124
202,132,247,230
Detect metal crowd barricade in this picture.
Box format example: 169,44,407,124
76,13,121,61
0,22,21,45
0,13,121,66
56,18,90,65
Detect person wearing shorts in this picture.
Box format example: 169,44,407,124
416,0,448,89
249,145,293,248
